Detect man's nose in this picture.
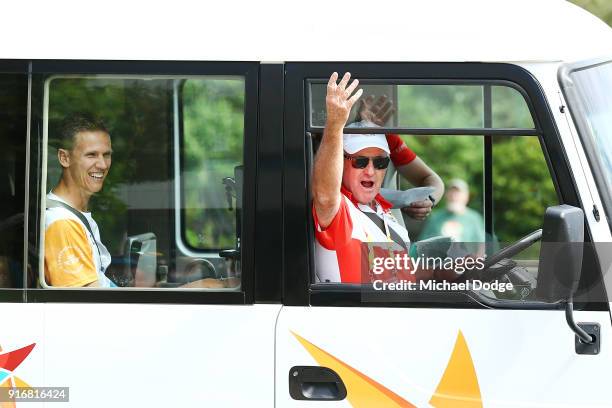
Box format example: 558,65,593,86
363,160,376,176
96,155,109,169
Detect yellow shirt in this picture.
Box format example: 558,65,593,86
44,193,112,287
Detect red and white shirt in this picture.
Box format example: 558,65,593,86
386,134,417,167
313,186,411,283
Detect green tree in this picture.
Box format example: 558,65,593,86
570,0,612,27
182,79,245,249
395,84,557,244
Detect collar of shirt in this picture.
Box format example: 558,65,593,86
340,185,393,212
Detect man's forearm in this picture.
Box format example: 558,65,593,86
312,72,362,228
421,173,445,203
312,124,344,227
397,160,445,203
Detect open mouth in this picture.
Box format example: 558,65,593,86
361,181,374,189
89,172,104,181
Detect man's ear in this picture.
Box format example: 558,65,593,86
57,149,70,168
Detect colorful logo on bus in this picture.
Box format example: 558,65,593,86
293,331,481,408
0,343,35,408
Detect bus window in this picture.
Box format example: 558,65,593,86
181,78,244,251
565,60,612,223
400,134,558,302
308,80,564,304
41,75,245,290
0,72,27,289
309,83,535,130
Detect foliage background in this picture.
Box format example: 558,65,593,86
570,0,612,26
395,85,557,244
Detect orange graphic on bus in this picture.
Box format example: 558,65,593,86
293,331,481,408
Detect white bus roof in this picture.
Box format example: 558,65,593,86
2,0,611,63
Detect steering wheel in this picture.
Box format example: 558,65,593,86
184,258,218,280
483,229,542,269
455,229,542,284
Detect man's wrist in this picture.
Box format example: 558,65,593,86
324,123,345,134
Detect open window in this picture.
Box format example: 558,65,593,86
305,76,587,305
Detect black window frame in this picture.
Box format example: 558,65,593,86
305,78,540,136
0,59,29,302
25,60,259,304
176,76,248,254
283,62,604,310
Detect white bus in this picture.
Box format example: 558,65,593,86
1,0,612,406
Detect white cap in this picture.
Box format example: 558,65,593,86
343,120,390,155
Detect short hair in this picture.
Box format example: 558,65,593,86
57,113,109,150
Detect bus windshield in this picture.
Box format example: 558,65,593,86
568,60,612,216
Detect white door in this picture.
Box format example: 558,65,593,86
277,61,612,407
276,306,611,407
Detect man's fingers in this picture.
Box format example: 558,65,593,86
380,106,395,124
327,72,339,89
347,88,363,107
379,100,393,115
410,199,431,208
365,94,375,104
345,79,359,98
403,207,427,219
402,204,433,220
377,101,394,124
338,72,351,90
411,200,432,209
374,95,388,108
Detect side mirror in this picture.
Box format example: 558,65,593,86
536,205,584,303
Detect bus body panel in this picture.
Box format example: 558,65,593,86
3,303,280,407
276,306,612,407
1,0,611,62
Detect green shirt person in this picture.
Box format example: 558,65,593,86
419,179,485,243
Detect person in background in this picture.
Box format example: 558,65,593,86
419,178,485,243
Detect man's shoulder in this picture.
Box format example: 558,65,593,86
45,194,95,229
45,216,88,237
45,206,81,227
44,217,91,258
44,207,92,243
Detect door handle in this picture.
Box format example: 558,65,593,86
289,366,347,401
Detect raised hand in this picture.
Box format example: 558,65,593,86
358,94,395,126
326,72,363,131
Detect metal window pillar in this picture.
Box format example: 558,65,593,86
484,85,494,240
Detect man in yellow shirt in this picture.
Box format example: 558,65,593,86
44,114,114,287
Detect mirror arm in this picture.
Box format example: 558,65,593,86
565,298,593,344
